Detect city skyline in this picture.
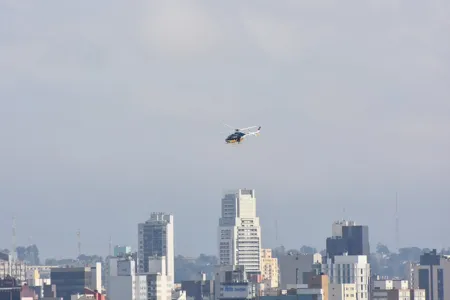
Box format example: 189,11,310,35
1,1,450,259
1,199,445,261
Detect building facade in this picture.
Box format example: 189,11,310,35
322,255,370,300
214,265,256,300
114,246,132,257
138,212,174,286
414,249,450,300
218,189,262,274
50,265,101,300
329,283,357,300
109,256,171,300
109,258,147,300
0,255,27,283
278,253,322,289
326,221,370,262
261,249,279,288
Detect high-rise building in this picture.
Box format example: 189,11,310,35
414,249,450,300
138,213,174,286
218,189,262,274
260,249,279,288
322,255,370,300
326,220,370,262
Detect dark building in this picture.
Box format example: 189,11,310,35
181,279,214,300
0,276,30,300
326,224,370,262
326,237,347,261
43,284,57,298
417,249,450,300
0,253,9,262
0,276,20,300
342,225,370,255
0,287,20,300
50,267,92,300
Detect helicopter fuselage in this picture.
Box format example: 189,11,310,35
225,131,246,143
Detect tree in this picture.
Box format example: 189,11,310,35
398,247,422,262
300,245,317,254
272,246,286,258
376,243,390,255
286,249,300,255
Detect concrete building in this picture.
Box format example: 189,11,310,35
108,256,172,300
181,272,214,300
261,279,327,300
371,278,426,300
278,253,322,289
90,263,102,292
329,283,357,300
108,258,147,300
114,246,132,257
143,256,174,300
218,189,262,275
104,256,119,297
372,288,426,300
172,290,187,300
50,264,101,300
322,255,370,300
214,265,256,300
404,262,418,289
261,249,279,288
0,254,27,282
71,288,106,300
138,212,174,286
326,221,370,262
306,273,329,300
414,249,450,300
373,279,409,290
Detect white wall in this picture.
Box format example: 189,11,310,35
109,276,133,300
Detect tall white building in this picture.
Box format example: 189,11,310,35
138,213,174,286
218,189,262,273
109,257,171,300
322,255,370,300
109,258,144,300
105,256,120,296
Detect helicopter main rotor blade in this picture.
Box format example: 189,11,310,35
238,125,259,132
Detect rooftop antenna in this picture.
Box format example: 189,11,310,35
12,216,16,262
395,192,400,252
77,229,81,258
275,220,278,244
108,236,112,257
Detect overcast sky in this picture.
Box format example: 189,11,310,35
1,0,449,260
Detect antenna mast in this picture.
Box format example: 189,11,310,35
395,192,400,251
108,236,112,257
275,220,278,244
77,229,81,258
12,216,16,262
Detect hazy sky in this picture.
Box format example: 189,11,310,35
1,0,449,260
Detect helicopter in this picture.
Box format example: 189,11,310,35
224,124,262,144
